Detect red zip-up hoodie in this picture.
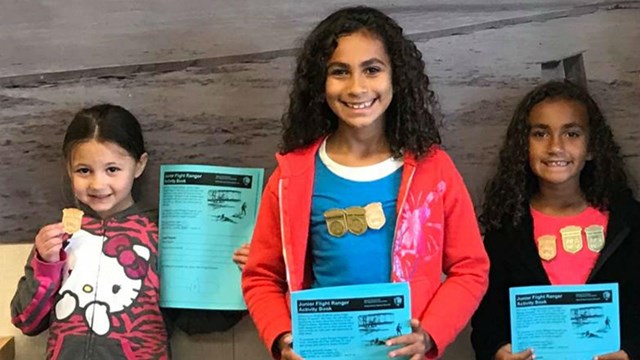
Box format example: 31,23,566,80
242,140,489,359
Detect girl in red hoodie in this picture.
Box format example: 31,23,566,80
242,6,489,360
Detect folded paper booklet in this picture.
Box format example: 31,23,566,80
510,283,620,360
291,282,411,360
158,164,263,310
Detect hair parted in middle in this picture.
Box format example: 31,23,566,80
280,5,440,159
63,104,146,162
480,80,632,232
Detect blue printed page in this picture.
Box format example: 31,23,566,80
510,283,620,360
158,164,263,310
291,282,411,360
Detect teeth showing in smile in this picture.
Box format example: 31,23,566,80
344,100,374,109
545,161,569,167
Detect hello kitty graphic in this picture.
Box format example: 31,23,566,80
55,230,150,335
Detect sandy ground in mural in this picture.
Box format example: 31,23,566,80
0,7,639,243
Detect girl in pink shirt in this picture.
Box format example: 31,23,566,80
471,81,638,360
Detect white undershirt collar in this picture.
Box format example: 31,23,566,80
318,138,403,182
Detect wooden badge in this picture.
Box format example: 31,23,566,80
537,235,557,261
364,202,386,230
560,225,583,254
324,209,347,237
62,208,84,234
345,207,367,235
585,225,605,252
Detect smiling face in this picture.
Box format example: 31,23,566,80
325,30,393,133
68,139,147,218
528,98,591,192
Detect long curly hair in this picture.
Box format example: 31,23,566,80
480,80,631,231
280,6,440,158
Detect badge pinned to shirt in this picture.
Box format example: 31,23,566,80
585,225,605,252
364,202,386,230
323,202,387,237
537,235,557,261
324,209,348,237
560,225,583,254
345,207,367,235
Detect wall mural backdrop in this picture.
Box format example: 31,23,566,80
0,1,638,243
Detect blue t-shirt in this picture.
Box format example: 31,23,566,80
310,141,402,288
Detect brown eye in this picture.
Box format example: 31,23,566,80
364,66,381,75
329,68,348,77
530,130,547,138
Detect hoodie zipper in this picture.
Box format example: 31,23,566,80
278,179,292,287
84,218,108,359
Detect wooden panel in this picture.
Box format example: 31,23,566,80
171,327,234,359
0,337,15,360
233,316,272,360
